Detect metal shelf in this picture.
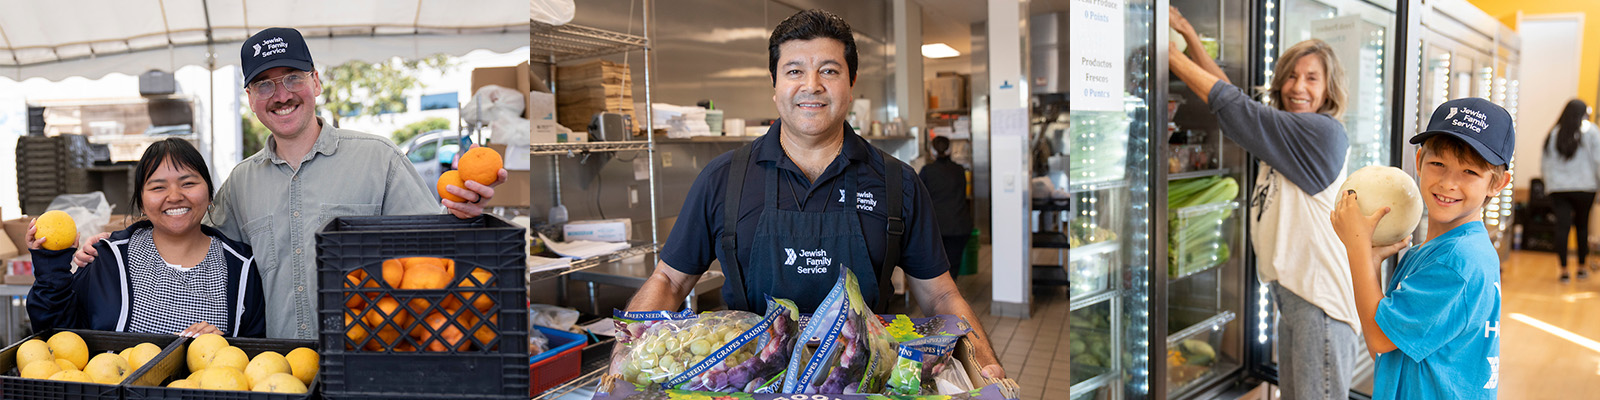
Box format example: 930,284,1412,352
530,22,649,63
1069,370,1118,398
1165,310,1236,346
529,141,652,156
1069,178,1131,194
529,242,660,283
1167,168,1231,181
1070,287,1118,312
1069,240,1120,261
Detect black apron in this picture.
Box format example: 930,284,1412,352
719,142,904,314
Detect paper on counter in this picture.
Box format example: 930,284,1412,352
528,255,572,274
538,233,630,259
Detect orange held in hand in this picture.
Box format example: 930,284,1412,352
457,146,503,185
436,170,468,203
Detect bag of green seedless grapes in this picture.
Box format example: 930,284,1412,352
675,297,801,392
886,335,960,395
614,309,760,387
612,308,695,346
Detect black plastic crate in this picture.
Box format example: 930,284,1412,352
0,328,186,400
124,336,319,400
315,214,527,399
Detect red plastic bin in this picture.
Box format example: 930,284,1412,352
529,326,586,396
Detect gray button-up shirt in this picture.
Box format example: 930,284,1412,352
208,118,437,339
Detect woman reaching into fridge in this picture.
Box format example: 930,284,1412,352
1168,6,1360,399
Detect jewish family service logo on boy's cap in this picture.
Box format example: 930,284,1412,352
240,27,314,85
1408,97,1515,166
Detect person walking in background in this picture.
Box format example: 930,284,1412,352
1540,99,1600,283
920,136,973,277
1169,6,1360,398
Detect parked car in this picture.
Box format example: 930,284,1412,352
400,130,476,197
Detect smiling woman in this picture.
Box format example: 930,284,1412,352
25,138,267,338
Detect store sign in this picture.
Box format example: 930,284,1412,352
1069,0,1125,112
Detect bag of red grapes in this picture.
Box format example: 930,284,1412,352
611,298,801,392
780,268,899,394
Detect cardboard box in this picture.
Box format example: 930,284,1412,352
562,219,631,243
0,222,17,260
481,144,531,208
5,273,34,285
471,61,534,119
3,218,28,256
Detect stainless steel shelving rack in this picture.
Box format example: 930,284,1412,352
528,2,658,398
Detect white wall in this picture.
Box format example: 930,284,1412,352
1515,14,1584,182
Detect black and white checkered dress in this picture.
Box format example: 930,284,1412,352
123,228,232,335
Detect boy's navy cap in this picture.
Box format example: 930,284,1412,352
1409,97,1515,166
240,27,314,85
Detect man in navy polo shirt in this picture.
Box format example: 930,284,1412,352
621,9,1004,380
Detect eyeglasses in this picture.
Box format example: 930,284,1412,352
247,71,312,99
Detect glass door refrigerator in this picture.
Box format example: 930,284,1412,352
1060,0,1159,399
1157,0,1404,398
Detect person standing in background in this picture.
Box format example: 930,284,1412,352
920,136,973,276
1540,99,1600,283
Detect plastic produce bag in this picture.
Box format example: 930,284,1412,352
530,304,580,330
46,191,112,241
679,298,800,393
530,0,576,25
781,268,898,394
613,310,761,387
461,84,526,125
886,335,960,395
612,308,695,346
530,326,550,355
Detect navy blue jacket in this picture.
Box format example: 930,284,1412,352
27,221,266,337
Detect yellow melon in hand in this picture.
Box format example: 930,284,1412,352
284,347,319,385
17,339,54,372
187,334,229,372
20,360,62,379
47,331,89,370
84,353,132,384
35,210,78,251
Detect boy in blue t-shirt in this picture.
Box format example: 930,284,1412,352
1331,97,1511,399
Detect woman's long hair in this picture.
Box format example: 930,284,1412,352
1267,39,1348,119
1548,99,1588,160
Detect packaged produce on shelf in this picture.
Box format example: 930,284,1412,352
1166,176,1239,277
1069,110,1133,185
1068,216,1119,248
886,335,961,395
613,298,801,393
781,269,898,394
1167,339,1217,387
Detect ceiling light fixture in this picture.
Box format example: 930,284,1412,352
922,43,959,58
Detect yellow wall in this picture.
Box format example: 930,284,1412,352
1466,0,1597,107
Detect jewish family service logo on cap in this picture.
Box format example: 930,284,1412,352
240,27,314,84
1410,97,1514,166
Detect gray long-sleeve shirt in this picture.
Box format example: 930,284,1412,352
1208,82,1348,193
207,118,438,339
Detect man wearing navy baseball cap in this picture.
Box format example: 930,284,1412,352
1331,96,1510,399
74,27,508,339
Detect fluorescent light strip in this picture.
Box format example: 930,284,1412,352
1508,313,1600,353
921,43,959,59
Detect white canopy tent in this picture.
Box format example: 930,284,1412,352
0,0,528,81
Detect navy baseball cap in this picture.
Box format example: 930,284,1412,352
1409,97,1515,166
240,27,314,85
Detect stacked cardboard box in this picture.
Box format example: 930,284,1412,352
555,60,636,134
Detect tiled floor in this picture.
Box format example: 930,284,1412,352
952,245,1600,400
